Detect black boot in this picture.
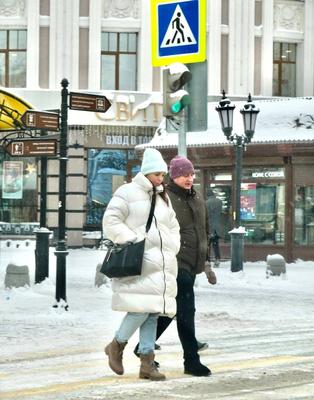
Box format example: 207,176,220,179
197,341,208,351
134,343,140,358
184,359,211,377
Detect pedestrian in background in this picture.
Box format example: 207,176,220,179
103,148,180,381
136,155,212,377
206,188,223,267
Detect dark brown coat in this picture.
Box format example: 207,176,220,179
167,180,209,275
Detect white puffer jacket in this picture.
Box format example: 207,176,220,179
102,172,180,317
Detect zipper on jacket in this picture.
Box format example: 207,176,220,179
154,216,167,315
188,199,201,270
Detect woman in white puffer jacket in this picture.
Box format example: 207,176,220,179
103,148,180,381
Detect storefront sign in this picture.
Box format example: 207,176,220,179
94,94,162,126
243,168,285,180
251,170,285,179
10,90,163,127
105,134,153,146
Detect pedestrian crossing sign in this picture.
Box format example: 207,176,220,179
151,0,206,66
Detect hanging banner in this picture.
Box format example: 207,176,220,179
2,161,23,199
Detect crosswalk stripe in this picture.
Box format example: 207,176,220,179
2,354,313,399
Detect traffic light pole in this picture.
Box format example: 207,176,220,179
187,61,207,132
54,78,69,309
162,63,192,157
177,111,187,157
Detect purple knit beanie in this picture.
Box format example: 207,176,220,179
169,156,195,179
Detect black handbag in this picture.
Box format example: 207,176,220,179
100,191,156,278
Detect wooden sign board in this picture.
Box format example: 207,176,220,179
5,139,58,157
21,110,60,131
69,92,111,112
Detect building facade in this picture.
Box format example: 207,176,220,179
0,0,314,259
0,0,312,95
137,97,314,263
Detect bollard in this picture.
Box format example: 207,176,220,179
5,264,30,288
266,254,286,278
229,229,245,272
34,227,52,284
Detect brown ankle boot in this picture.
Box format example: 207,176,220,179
104,338,127,375
139,352,166,381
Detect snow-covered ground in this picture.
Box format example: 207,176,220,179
1,240,314,399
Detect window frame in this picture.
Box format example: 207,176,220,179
100,32,138,90
0,29,27,87
273,42,297,97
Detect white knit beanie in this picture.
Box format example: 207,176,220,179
140,148,168,175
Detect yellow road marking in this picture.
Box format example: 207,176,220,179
212,355,311,372
1,346,97,364
2,354,314,399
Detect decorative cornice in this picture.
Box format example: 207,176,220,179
0,0,25,17
274,0,304,32
103,0,139,19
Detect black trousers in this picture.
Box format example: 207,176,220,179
209,233,221,261
156,268,199,364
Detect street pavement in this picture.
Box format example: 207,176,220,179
2,322,314,400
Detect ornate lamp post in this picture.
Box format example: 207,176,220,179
216,91,260,272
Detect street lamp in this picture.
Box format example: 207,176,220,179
216,91,259,272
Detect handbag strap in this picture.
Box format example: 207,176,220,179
145,190,156,233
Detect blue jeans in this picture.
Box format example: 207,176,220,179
115,312,159,355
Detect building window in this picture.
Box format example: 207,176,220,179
206,168,285,244
206,170,233,242
101,32,137,90
273,42,296,97
240,183,285,244
0,30,27,87
294,186,314,245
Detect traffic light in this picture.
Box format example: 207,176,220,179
163,63,192,118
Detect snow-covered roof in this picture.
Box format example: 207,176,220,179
136,97,314,149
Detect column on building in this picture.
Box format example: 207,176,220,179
68,0,80,89
49,0,80,89
260,0,274,96
26,0,40,88
88,0,102,90
138,0,153,91
302,0,314,96
208,0,221,94
228,0,255,95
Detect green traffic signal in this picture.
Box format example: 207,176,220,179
171,101,182,114
170,93,191,114
162,63,192,118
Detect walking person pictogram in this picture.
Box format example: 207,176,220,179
160,4,196,49
170,12,185,44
